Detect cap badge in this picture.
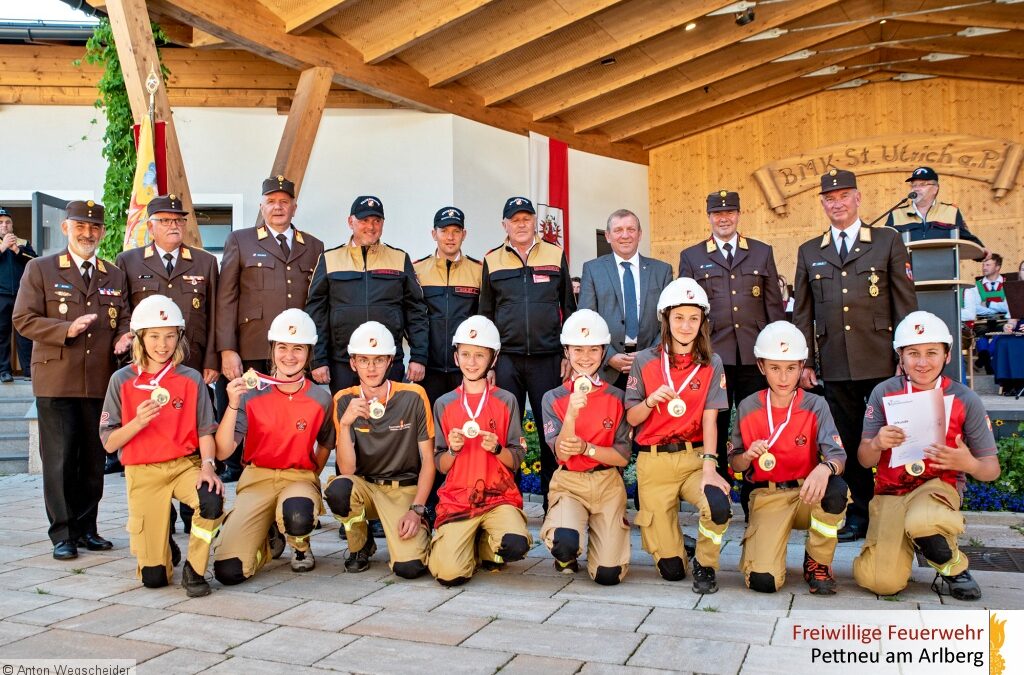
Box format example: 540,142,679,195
169,194,176,201
445,209,457,217
780,341,789,352
369,337,378,347
468,329,477,338
914,324,925,334
276,175,284,181
581,327,590,337
829,169,838,176
288,325,297,335
719,190,727,197
87,200,95,207
686,290,695,299
366,198,377,207
514,198,523,205
159,310,167,321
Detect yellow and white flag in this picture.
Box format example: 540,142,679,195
122,114,158,250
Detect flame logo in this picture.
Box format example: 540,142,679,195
369,338,378,348
582,327,590,337
914,324,925,334
288,325,297,335
469,329,477,338
159,310,167,321
686,290,695,299
991,613,1005,675
780,341,789,352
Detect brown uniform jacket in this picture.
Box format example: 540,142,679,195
793,224,917,381
215,224,324,361
13,250,131,398
678,235,784,366
116,243,219,372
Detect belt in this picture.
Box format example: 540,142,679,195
751,479,803,490
368,477,418,487
581,464,616,473
639,442,702,454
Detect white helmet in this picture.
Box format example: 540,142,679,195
130,295,184,332
560,309,611,346
893,311,953,351
657,277,710,315
754,321,808,360
268,309,317,346
348,321,396,356
452,315,501,352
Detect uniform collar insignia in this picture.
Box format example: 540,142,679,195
180,247,192,260
58,253,71,269
859,227,872,243
820,231,831,248
96,259,107,274
257,226,268,240
143,245,154,259
294,230,305,245
705,238,716,253
737,235,749,250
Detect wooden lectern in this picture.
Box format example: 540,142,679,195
904,238,985,384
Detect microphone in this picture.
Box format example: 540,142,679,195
907,191,918,201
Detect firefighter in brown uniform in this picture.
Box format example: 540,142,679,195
306,195,429,394
793,169,917,542
413,206,483,405
13,200,132,560
216,176,324,479
117,195,219,381
678,190,784,512
480,197,577,507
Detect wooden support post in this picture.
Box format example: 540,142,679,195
257,66,333,224
106,0,202,247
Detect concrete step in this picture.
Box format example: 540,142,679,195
0,396,34,416
0,432,29,474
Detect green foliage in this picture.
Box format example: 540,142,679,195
80,18,169,261
992,422,1024,495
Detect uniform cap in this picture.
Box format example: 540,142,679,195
706,190,740,213
503,196,535,219
560,309,611,346
65,200,105,225
452,315,501,352
893,311,953,350
262,175,295,197
130,294,184,332
754,321,808,360
434,206,465,228
0,206,10,218
268,308,317,345
351,195,385,219
657,277,710,315
348,321,396,356
906,166,939,183
819,168,858,194
147,194,189,217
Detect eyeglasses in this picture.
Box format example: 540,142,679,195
353,356,390,368
151,218,186,226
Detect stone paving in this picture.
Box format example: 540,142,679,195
0,472,1021,673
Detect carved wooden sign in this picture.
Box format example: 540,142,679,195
753,134,1023,215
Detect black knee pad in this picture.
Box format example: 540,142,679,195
392,559,428,579
196,483,223,519
704,485,732,525
914,534,953,565
657,556,686,581
820,476,849,514
497,533,530,562
213,557,246,586
550,527,580,563
141,565,168,588
281,497,316,536
436,575,471,588
748,571,777,593
593,565,622,586
324,478,353,517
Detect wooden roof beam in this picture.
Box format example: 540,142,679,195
359,0,498,64
406,0,628,87
151,0,648,164
881,52,1024,84
568,19,876,132
285,1,358,34
605,48,876,142
895,9,1024,33
474,0,736,105
525,0,845,121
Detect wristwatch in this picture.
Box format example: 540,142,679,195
490,443,503,456
585,445,597,457
409,504,426,516
202,458,217,468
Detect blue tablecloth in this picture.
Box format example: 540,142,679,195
990,334,1024,384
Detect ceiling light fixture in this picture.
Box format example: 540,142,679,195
600,57,616,66
685,22,697,31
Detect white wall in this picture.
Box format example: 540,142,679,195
0,104,648,267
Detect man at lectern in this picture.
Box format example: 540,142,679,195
886,166,988,260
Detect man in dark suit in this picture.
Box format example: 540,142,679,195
679,191,784,495
579,209,672,389
794,169,917,542
13,200,132,559
0,206,36,382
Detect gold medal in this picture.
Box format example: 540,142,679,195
905,460,925,476
110,319,117,328
573,376,593,394
752,285,761,297
151,386,171,407
667,398,686,418
58,302,68,315
463,420,481,438
192,297,200,309
369,400,386,420
243,368,259,389
758,452,777,471
868,273,879,284
108,307,117,318
869,285,879,297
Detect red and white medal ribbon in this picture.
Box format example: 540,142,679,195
133,360,174,392
765,390,796,450
248,370,305,391
361,380,392,420
661,351,700,396
572,372,601,394
460,385,488,438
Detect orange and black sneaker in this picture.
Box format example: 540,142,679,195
803,551,837,595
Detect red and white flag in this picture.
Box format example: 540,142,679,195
529,132,569,260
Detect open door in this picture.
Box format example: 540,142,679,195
31,192,69,256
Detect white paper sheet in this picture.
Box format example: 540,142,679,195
882,388,946,467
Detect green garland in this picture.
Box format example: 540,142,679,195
76,17,169,261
